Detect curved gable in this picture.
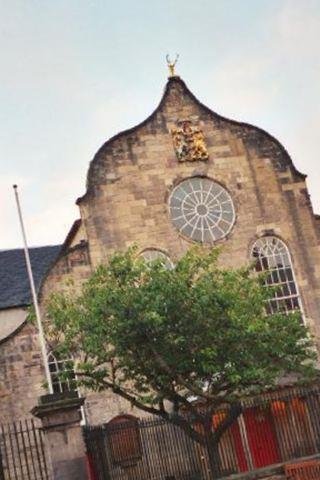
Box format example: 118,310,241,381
77,76,305,206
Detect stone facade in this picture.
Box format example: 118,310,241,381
37,76,320,425
0,320,45,422
1,76,320,427
32,394,87,480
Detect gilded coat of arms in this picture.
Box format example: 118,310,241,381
171,121,209,162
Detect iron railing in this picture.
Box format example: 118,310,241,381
84,385,320,480
0,419,51,480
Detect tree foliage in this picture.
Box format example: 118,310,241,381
44,246,316,447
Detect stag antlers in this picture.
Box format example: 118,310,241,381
166,54,179,76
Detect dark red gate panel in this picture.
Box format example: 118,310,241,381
244,406,279,468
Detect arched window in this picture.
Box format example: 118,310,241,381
48,352,77,394
251,237,302,315
140,248,174,270
107,415,142,466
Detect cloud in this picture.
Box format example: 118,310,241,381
275,0,320,57
205,56,280,121
1,0,320,251
0,174,31,249
198,1,320,213
0,171,81,249
26,202,78,248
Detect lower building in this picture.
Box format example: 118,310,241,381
0,246,60,422
1,73,320,479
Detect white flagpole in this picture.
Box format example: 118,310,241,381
13,185,53,394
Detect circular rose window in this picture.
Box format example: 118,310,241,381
169,177,235,243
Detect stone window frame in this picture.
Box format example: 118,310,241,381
47,352,77,394
107,414,142,466
168,176,236,245
250,236,304,320
139,247,174,270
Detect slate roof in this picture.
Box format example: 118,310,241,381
0,245,61,309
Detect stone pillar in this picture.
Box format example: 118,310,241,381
32,392,88,480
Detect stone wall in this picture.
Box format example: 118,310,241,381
0,320,45,423
87,82,318,317
0,76,312,426
76,77,320,341
36,76,320,425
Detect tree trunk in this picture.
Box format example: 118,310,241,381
204,428,221,479
166,408,243,478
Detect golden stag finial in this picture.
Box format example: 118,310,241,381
166,54,179,77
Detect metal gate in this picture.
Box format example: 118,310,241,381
84,417,204,480
0,419,51,480
83,387,320,480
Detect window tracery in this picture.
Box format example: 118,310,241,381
47,352,77,394
251,236,302,315
169,177,235,243
140,249,174,269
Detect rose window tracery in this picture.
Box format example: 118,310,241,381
169,177,235,243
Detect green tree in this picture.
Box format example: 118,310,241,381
45,246,316,475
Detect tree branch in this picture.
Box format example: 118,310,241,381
212,402,242,443
148,342,216,401
75,371,205,444
75,370,168,418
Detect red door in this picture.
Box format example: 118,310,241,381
244,406,279,469
231,421,248,472
213,412,248,473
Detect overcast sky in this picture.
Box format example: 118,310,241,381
1,0,320,249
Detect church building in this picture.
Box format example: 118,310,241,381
1,71,320,428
